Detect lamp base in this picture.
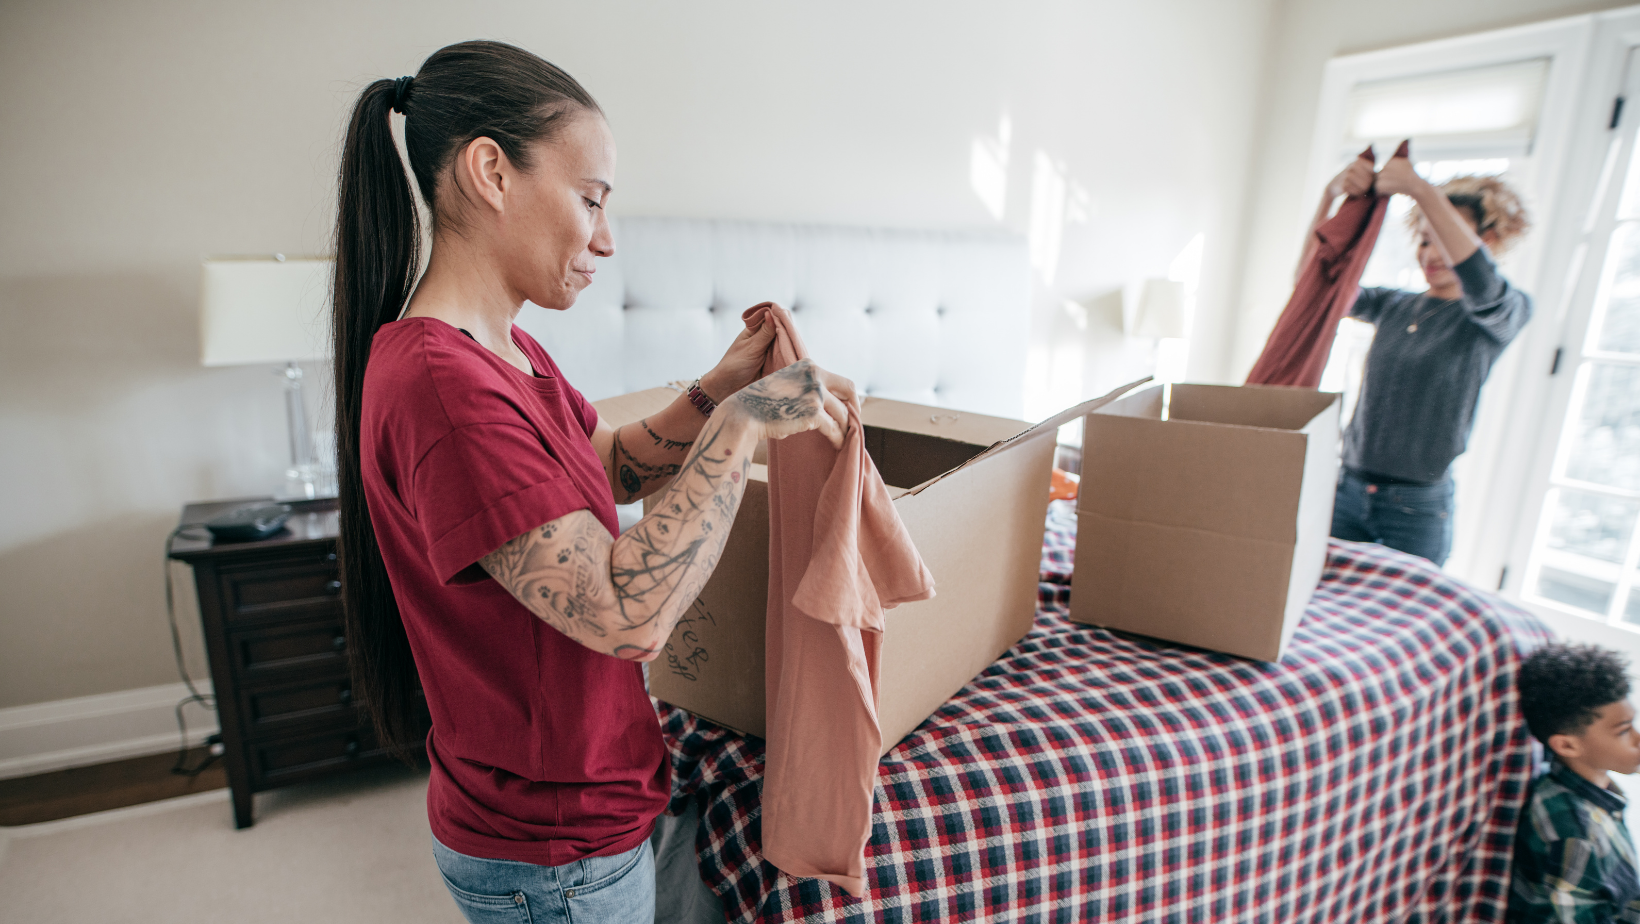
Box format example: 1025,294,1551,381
276,463,337,502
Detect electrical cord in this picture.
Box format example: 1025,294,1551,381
165,523,221,777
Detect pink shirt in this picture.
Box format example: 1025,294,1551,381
747,303,936,896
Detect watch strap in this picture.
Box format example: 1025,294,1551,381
685,379,717,418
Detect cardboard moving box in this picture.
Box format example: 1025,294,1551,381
1071,383,1341,662
594,384,1138,756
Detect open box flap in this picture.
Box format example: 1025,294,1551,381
858,398,1030,448
900,377,1152,497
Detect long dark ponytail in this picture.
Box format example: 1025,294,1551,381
331,41,601,757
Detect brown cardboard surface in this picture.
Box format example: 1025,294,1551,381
594,381,1148,755
1071,383,1341,662
649,466,770,739
591,386,678,425
876,441,1050,748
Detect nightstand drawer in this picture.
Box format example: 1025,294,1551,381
238,676,356,735
228,619,348,681
247,726,389,788
217,557,342,624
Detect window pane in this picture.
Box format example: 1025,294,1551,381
1627,589,1640,626
1619,133,1640,218
1545,489,1640,563
1596,222,1640,354
1564,363,1640,491
1535,565,1616,615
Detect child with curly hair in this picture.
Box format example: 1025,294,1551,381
1511,642,1640,921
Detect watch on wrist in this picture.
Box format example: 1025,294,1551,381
685,379,717,418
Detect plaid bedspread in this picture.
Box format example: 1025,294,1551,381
659,500,1551,923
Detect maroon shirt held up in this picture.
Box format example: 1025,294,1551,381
360,317,669,866
1246,141,1409,388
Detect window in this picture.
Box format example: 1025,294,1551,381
1524,98,1640,625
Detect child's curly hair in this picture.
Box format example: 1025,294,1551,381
1407,174,1532,254
1518,642,1631,745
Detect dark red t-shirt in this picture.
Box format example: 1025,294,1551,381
359,317,668,865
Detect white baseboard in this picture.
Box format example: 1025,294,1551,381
0,682,219,781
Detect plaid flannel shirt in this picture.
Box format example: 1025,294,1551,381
1510,760,1640,923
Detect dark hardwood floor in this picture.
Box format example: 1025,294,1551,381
0,747,227,827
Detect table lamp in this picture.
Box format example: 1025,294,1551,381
1124,278,1188,339
199,255,335,500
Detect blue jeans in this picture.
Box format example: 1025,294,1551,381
1331,468,1455,567
431,835,655,924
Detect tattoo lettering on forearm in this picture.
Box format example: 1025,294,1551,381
640,418,693,452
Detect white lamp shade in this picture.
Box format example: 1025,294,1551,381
200,257,333,366
1128,278,1187,339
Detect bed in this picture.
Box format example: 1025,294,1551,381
657,501,1549,923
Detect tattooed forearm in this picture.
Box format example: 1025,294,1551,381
484,359,841,662
612,428,682,503
607,424,750,632
640,418,693,452
481,408,757,662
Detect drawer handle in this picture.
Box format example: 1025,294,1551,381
332,635,347,651
344,736,361,758
326,580,342,593
338,687,353,705
326,552,337,562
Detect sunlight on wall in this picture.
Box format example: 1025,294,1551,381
1155,233,1205,383
1017,138,1094,425
968,114,1012,222
1028,150,1089,286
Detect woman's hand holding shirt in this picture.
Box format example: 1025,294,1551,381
480,321,857,663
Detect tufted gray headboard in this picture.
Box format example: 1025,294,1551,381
514,218,1031,419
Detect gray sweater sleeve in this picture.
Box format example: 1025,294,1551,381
1453,247,1532,342
1350,287,1401,324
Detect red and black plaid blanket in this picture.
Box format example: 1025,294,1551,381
659,500,1550,922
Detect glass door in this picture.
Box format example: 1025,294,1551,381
1522,50,1640,628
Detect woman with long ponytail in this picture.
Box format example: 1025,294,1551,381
331,42,855,921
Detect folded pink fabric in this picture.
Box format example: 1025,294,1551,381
745,302,936,897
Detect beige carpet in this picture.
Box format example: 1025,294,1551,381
0,764,461,924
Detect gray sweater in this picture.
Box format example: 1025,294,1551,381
1344,248,1532,483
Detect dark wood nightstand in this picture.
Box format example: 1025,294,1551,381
168,498,427,828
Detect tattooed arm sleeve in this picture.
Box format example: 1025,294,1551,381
481,409,757,661
481,364,837,661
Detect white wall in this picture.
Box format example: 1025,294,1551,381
0,0,1278,710
1231,0,1635,377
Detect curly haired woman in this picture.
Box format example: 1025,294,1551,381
1301,157,1533,566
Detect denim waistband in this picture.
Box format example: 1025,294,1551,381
1343,466,1450,488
